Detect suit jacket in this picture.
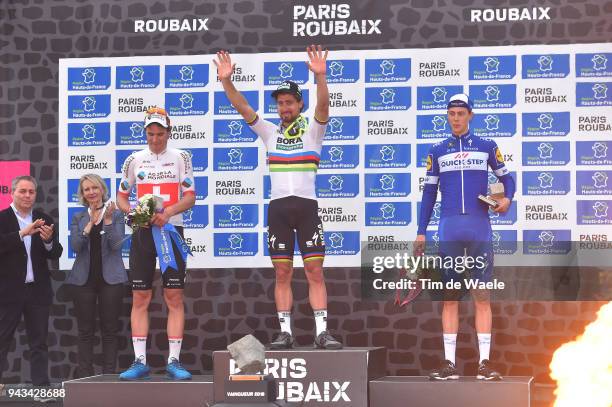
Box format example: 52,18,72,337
68,208,128,286
0,206,63,305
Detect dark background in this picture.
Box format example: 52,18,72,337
0,0,610,383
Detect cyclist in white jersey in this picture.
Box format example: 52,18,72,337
215,45,342,349
116,107,195,381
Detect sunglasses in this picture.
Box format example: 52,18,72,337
146,106,168,116
283,115,307,139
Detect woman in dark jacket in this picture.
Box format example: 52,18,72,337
68,174,127,377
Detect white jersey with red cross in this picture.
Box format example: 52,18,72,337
118,148,195,226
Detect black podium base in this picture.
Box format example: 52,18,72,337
369,376,534,407
213,347,386,407
63,374,214,407
212,403,297,407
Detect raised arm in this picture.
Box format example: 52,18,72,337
306,45,329,123
214,51,257,123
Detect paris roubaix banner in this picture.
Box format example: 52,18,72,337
58,42,612,269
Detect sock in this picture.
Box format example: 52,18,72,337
477,333,491,363
443,333,457,365
314,309,327,336
132,336,147,364
168,337,183,364
278,311,292,335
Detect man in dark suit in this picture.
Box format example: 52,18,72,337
0,175,63,387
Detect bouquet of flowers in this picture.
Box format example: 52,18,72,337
126,194,163,231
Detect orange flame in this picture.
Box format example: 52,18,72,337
550,302,612,407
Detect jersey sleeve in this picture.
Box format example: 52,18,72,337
118,152,136,196
248,115,278,145
310,114,329,143
487,140,509,177
178,150,196,196
487,140,515,200
417,145,440,235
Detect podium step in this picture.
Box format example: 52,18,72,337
369,376,533,407
63,374,214,407
213,347,386,407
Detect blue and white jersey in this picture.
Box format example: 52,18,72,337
417,132,515,234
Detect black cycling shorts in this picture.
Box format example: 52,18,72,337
128,226,187,290
267,196,325,263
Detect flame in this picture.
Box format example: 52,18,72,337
550,302,612,407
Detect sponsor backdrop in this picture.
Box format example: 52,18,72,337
59,43,612,269
1,0,611,388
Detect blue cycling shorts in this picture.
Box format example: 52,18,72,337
437,215,494,284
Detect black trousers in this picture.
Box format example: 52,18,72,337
71,283,124,377
0,285,50,386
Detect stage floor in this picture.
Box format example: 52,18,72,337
0,380,557,406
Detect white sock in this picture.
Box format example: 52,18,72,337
278,311,292,335
443,333,457,365
168,337,183,364
477,333,491,363
314,309,327,336
132,336,147,364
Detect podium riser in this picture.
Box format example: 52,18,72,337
370,376,533,407
213,347,387,407
63,375,214,407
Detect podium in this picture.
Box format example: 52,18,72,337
369,376,533,407
213,347,386,407
63,374,214,407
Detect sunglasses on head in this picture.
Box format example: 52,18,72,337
146,107,168,116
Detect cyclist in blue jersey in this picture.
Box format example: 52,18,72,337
215,46,342,350
415,93,515,381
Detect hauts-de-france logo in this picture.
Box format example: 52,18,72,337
417,85,463,110
326,59,359,83
319,145,359,169
68,67,111,90
577,200,611,225
576,82,611,107
115,122,147,146
365,58,411,82
214,232,258,256
264,61,308,85
432,115,446,131
68,123,110,146
538,142,554,159
165,64,209,88
365,87,411,111
470,84,516,109
329,175,343,191
365,202,411,226
213,119,257,143
520,141,572,166
82,124,95,139
576,53,611,77
364,144,410,168
576,170,611,195
68,94,111,118
116,65,160,89
166,92,209,116
522,112,570,137
469,55,516,80
316,174,359,198
82,68,96,83
523,230,571,254
484,115,499,130
521,54,569,79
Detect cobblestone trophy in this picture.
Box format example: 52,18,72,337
212,334,288,406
